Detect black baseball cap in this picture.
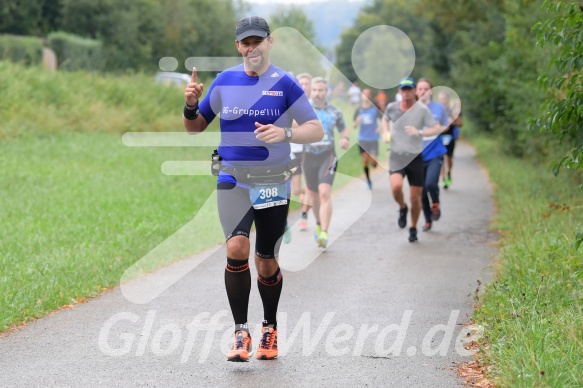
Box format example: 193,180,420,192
398,77,416,90
236,16,270,41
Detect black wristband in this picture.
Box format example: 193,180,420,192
185,101,198,109
183,103,199,120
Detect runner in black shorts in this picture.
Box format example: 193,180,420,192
442,111,462,189
217,181,289,259
303,77,349,248
183,16,324,362
389,153,425,187
438,90,462,189
304,151,338,190
354,88,381,189
382,77,440,242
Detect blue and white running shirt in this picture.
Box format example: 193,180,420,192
304,103,346,155
199,64,317,176
354,106,381,142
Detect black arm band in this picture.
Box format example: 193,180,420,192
183,103,199,120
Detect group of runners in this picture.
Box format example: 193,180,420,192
182,16,461,363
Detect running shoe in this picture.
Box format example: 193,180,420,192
422,221,432,231
443,176,452,189
298,218,308,231
408,227,418,242
256,325,278,360
431,203,441,221
367,181,373,190
283,223,292,244
398,206,408,229
227,330,252,362
316,231,328,248
314,223,322,241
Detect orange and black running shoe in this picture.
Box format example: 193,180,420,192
227,330,252,362
256,325,278,360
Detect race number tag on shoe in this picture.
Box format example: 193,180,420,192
249,182,288,210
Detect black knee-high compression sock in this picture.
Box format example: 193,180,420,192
364,166,370,184
224,258,251,325
257,267,283,329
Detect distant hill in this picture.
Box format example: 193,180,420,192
247,0,365,52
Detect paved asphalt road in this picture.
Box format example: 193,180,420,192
0,141,495,387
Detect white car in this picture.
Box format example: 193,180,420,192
155,72,190,87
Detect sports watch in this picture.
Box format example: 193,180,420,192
283,127,293,142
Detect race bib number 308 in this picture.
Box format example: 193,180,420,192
249,182,288,210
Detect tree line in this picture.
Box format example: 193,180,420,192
2,0,580,194
335,0,581,178
0,0,245,72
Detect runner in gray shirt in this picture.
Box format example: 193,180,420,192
382,77,440,242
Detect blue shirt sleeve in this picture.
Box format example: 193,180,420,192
198,74,222,124
285,77,317,124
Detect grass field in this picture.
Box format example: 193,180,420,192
470,134,583,386
0,131,222,331
0,62,370,332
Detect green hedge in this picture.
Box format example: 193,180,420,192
47,31,104,71
0,34,43,65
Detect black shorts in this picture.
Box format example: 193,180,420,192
358,140,379,155
446,139,456,157
292,151,304,176
303,151,338,192
217,181,289,259
389,153,424,187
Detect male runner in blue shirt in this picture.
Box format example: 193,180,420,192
183,16,323,362
353,88,382,189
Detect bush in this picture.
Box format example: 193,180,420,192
531,1,583,178
47,31,104,71
0,34,43,65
